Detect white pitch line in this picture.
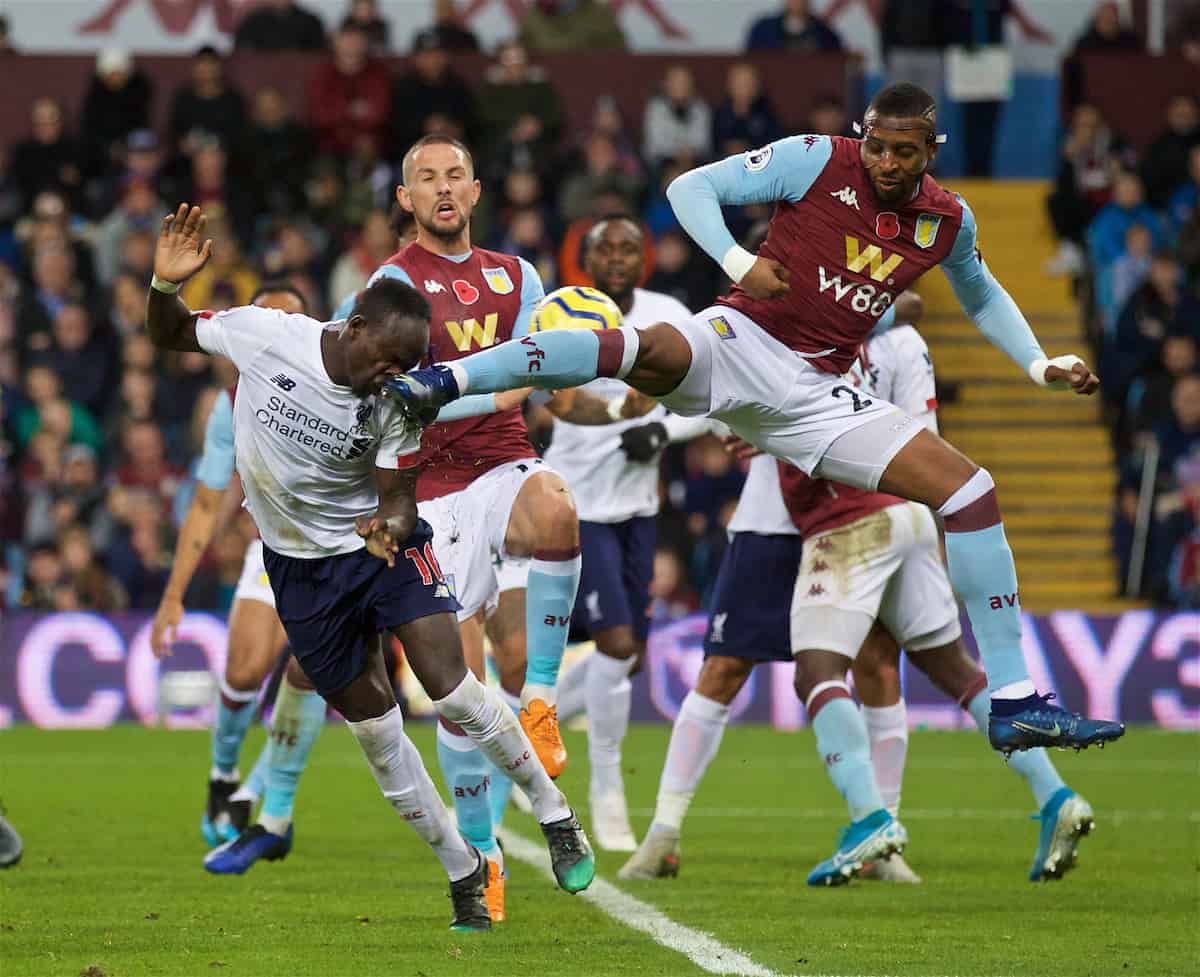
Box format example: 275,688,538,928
499,829,782,977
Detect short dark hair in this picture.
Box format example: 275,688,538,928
401,134,475,180
351,277,431,331
251,280,308,311
584,213,645,254
868,83,936,122
390,202,416,239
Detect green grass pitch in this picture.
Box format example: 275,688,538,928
1,724,1196,977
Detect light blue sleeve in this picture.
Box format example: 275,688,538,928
195,390,236,491
510,256,546,339
665,135,835,266
435,394,499,422
333,263,416,320
941,198,1046,375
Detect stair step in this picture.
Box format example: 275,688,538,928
1001,510,1111,531
1005,535,1112,557
991,472,1115,493
946,413,1106,435
1017,578,1120,601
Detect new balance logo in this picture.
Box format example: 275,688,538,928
989,592,1020,609
709,612,727,644
424,280,445,294
270,374,296,391
831,186,860,210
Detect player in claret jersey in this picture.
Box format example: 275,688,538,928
384,84,1125,766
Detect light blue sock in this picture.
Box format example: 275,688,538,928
488,690,522,831
437,722,499,858
523,554,582,697
458,327,632,395
236,742,271,802
942,523,1029,691
212,689,258,776
967,691,1065,808
811,695,886,822
259,682,326,828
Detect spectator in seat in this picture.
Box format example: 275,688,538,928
91,177,164,288
1169,1,1200,63
105,487,171,610
174,136,256,249
36,303,115,418
13,365,103,458
1062,2,1142,112
476,41,565,174
649,545,698,620
1109,223,1154,330
114,420,186,512
1167,144,1200,238
24,443,114,552
328,209,397,310
1046,103,1133,276
234,0,327,52
57,521,127,612
246,87,314,217
746,0,842,51
10,98,83,213
424,0,481,52
495,206,559,290
1087,170,1161,272
306,19,392,159
519,0,627,53
1141,94,1200,210
712,62,781,157
15,244,86,355
168,46,247,158
79,49,154,185
646,228,719,313
107,270,147,338
643,65,712,172
344,0,391,54
559,133,645,224
19,541,63,610
808,94,853,137
179,213,259,311
391,30,476,161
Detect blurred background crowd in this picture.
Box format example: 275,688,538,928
0,0,1196,616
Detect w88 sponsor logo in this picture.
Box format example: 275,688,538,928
816,266,895,317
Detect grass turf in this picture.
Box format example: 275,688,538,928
0,724,1195,977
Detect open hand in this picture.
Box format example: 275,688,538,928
155,203,213,286
738,257,790,299
356,515,399,567
1044,360,1099,395
150,596,183,659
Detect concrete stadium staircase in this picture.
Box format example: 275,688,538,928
915,180,1134,614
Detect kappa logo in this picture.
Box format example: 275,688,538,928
424,279,445,294
845,236,904,282
830,186,860,211
452,279,480,305
445,313,499,351
709,612,727,644
814,538,835,552
270,373,296,391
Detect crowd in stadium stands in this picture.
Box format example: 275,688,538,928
1042,1,1200,605
1,0,1196,614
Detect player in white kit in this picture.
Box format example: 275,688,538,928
538,217,714,850
145,203,594,930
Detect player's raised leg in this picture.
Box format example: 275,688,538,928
618,655,749,880
911,645,1093,881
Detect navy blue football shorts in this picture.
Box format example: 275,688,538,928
572,516,656,642
702,532,803,662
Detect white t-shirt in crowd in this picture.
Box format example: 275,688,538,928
196,306,419,558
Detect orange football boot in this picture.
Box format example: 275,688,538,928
519,699,567,779
484,858,506,923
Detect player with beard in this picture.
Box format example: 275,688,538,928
382,82,1127,859
146,204,593,930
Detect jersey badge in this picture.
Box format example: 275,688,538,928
876,212,900,240
744,145,773,172
482,267,514,295
424,279,446,294
708,315,737,340
831,186,860,211
452,279,480,305
709,612,727,644
914,213,942,249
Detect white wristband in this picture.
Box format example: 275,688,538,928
606,392,628,422
720,244,758,284
151,274,181,294
1028,354,1084,389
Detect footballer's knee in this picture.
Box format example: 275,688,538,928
911,640,983,702
510,471,579,554
626,321,692,397
595,626,639,663
793,649,852,704
695,655,753,705
851,624,902,708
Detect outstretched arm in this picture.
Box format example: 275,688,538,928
145,203,213,352
546,387,656,426
666,135,833,296
943,199,1097,394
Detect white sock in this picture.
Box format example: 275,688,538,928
345,705,477,880
586,652,635,797
554,655,591,723
862,701,909,817
434,672,570,825
521,683,556,708
992,679,1036,700
654,691,730,832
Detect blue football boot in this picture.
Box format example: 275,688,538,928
1029,787,1094,882
201,777,251,847
382,366,460,426
204,824,293,875
807,809,908,887
989,693,1125,756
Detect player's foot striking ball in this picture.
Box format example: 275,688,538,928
204,823,293,875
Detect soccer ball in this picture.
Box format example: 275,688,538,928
530,285,623,333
